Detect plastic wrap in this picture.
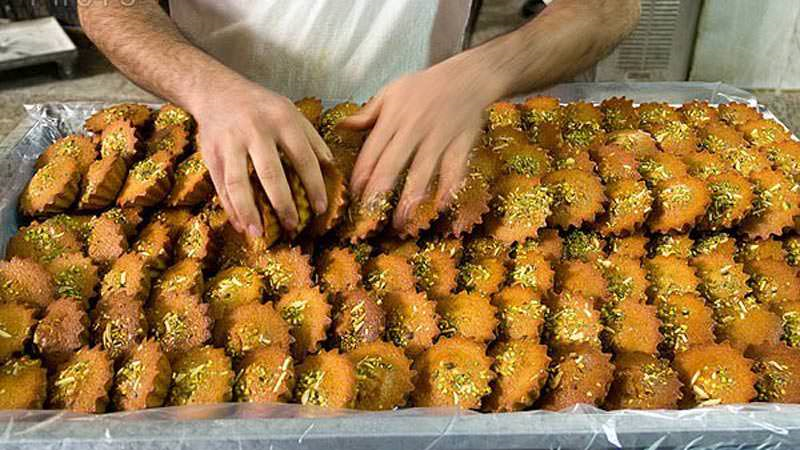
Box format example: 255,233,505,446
1,82,800,450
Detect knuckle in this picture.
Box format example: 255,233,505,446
224,175,249,191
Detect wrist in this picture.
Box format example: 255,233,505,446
443,45,513,105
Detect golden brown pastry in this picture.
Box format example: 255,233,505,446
607,129,658,157
485,338,550,412
100,252,152,303
295,97,323,128
33,298,89,367
318,247,362,295
332,288,385,352
740,119,791,147
151,258,205,301
674,342,757,407
600,96,639,131
167,346,234,406
91,295,147,361
293,349,356,408
145,125,189,165
132,220,174,273
411,240,460,300
637,102,681,133
486,174,552,242
364,253,417,298
636,151,688,187
651,120,699,156
544,169,606,229
85,104,151,133
49,346,114,413
99,119,139,163
539,345,615,411
0,257,55,311
436,291,498,343
492,286,547,340
604,352,682,410
276,287,332,360
648,233,694,259
545,291,603,352
600,298,662,355
561,229,606,263
679,100,719,129
87,216,129,269
382,290,439,357
153,104,194,131
648,175,710,233
319,102,366,147
656,293,715,355
742,169,800,239
458,257,506,297
36,135,97,173
701,172,754,230
167,152,213,207
644,255,700,302
20,157,80,217
509,241,554,293
718,102,760,128
148,293,212,358
748,343,800,403
0,302,35,362
308,163,348,236
519,96,563,150
0,357,47,410
593,143,640,184
554,260,608,304
78,155,127,210
347,341,414,411
412,336,494,409
112,339,172,411
117,150,173,208
234,346,295,403
204,266,264,322
214,302,291,358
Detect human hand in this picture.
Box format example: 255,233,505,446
342,56,505,231
189,79,333,236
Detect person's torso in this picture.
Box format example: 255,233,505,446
169,0,474,102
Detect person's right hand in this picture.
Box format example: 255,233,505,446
189,78,332,237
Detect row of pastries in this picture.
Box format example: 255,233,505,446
1,96,800,413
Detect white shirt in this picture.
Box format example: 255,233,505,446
170,0,474,102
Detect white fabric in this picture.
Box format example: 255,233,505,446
169,0,473,102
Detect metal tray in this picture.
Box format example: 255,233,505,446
1,82,799,450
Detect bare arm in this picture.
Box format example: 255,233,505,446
79,0,332,235
345,0,641,229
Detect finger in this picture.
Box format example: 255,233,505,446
280,124,328,215
223,145,262,237
249,136,300,230
350,115,396,199
392,135,448,230
362,129,418,203
201,145,242,232
339,95,383,130
301,119,334,164
435,130,477,211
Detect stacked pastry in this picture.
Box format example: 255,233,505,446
2,96,800,414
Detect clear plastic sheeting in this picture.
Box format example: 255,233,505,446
0,83,799,450
1,404,800,449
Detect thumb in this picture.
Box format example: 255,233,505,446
339,95,383,130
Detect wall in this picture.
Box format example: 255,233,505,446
690,0,800,89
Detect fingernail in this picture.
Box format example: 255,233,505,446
248,224,261,238
315,199,328,214
323,147,335,162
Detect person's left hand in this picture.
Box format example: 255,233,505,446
341,56,504,230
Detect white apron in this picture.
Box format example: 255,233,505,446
169,0,474,102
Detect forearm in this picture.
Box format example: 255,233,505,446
78,0,250,111
455,0,641,99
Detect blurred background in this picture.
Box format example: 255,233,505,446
0,0,799,140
